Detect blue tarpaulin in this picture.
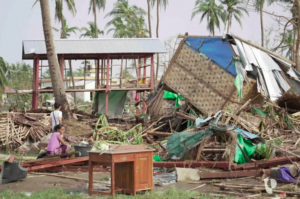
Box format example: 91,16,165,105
185,37,236,76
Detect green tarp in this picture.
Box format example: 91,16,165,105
167,129,213,159
94,91,128,117
234,134,258,164
163,90,184,108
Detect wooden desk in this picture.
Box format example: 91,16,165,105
88,149,154,197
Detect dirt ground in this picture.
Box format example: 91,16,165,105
0,171,263,197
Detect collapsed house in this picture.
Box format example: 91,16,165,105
148,34,300,118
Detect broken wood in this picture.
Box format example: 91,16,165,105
176,112,196,121
147,132,173,136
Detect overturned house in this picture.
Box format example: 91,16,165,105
148,34,300,117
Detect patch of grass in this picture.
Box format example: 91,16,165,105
0,188,228,199
99,175,110,181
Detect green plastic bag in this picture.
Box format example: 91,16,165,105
163,90,184,108
234,74,243,101
153,155,162,162
235,134,257,164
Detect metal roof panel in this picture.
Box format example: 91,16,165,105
23,38,166,56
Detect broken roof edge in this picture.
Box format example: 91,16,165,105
229,34,296,67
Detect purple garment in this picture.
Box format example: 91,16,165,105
47,132,62,155
278,167,297,182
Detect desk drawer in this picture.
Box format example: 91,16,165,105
113,154,135,163
89,153,112,163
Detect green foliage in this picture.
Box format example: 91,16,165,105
268,138,283,146
221,0,249,30
0,57,9,96
53,19,79,38
105,0,148,38
73,67,84,77
6,62,32,90
151,0,169,10
80,21,104,38
89,0,106,14
0,188,221,199
255,143,274,160
191,0,226,35
94,115,143,145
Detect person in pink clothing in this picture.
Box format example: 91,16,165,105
46,124,70,156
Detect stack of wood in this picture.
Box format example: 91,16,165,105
0,113,51,149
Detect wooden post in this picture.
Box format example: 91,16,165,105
60,55,64,83
110,59,113,86
32,56,39,109
143,58,147,113
150,54,154,90
136,57,141,116
120,56,123,88
96,58,100,89
84,59,86,89
105,56,110,115
101,59,104,86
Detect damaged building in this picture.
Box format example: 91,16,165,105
148,34,300,118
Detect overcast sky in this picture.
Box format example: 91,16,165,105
0,0,289,66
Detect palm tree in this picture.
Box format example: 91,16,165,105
191,0,226,36
105,0,147,38
133,17,149,38
279,30,294,60
221,0,248,33
247,0,277,47
0,57,8,95
107,16,149,38
105,0,146,30
107,18,133,38
39,0,71,119
6,62,32,90
151,0,168,38
53,19,79,38
80,22,104,38
147,0,152,37
151,0,168,84
53,19,79,102
34,0,76,38
89,0,106,39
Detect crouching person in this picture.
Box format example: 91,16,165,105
46,124,71,157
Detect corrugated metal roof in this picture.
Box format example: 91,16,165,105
23,38,166,56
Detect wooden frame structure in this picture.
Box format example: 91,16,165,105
30,54,155,115
23,38,166,115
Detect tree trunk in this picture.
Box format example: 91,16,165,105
147,0,152,38
93,0,98,99
61,0,66,38
93,0,97,38
260,3,264,47
226,13,231,34
155,1,160,85
40,0,71,119
69,60,76,103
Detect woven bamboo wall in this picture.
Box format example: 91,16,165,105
163,45,236,115
147,87,176,118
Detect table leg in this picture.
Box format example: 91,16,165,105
88,160,93,196
111,162,115,197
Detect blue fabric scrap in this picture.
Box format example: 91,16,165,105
234,128,259,139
